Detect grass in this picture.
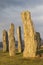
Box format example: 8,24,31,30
0,50,43,65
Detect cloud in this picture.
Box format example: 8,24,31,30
0,0,43,41
0,0,43,10
0,6,23,41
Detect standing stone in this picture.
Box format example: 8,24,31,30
17,26,22,53
2,30,8,52
6,31,9,51
21,11,37,58
8,23,15,56
36,32,41,50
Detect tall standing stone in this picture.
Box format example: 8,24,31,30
8,23,15,56
17,26,22,53
21,11,37,58
2,30,8,52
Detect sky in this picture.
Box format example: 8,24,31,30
0,0,43,41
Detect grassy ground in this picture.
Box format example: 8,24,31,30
0,50,43,65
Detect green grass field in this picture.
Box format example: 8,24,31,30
0,50,43,65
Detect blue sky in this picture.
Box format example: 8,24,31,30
0,0,43,41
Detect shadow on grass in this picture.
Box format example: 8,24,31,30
16,52,22,55
37,50,43,54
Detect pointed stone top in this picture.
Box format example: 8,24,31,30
21,11,31,21
21,10,30,14
3,29,6,32
3,30,7,35
10,23,14,29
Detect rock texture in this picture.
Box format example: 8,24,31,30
36,32,41,50
21,11,37,58
8,23,15,56
2,30,8,52
17,26,22,53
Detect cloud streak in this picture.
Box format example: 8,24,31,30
0,0,43,41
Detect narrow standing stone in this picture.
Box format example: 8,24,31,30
8,23,15,56
17,26,22,53
21,11,37,58
2,30,8,52
36,32,41,50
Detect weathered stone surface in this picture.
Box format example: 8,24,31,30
8,23,15,56
2,30,8,52
21,11,37,58
35,32,41,50
17,26,22,53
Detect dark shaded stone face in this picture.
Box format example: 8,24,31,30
17,26,22,53
35,32,41,49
